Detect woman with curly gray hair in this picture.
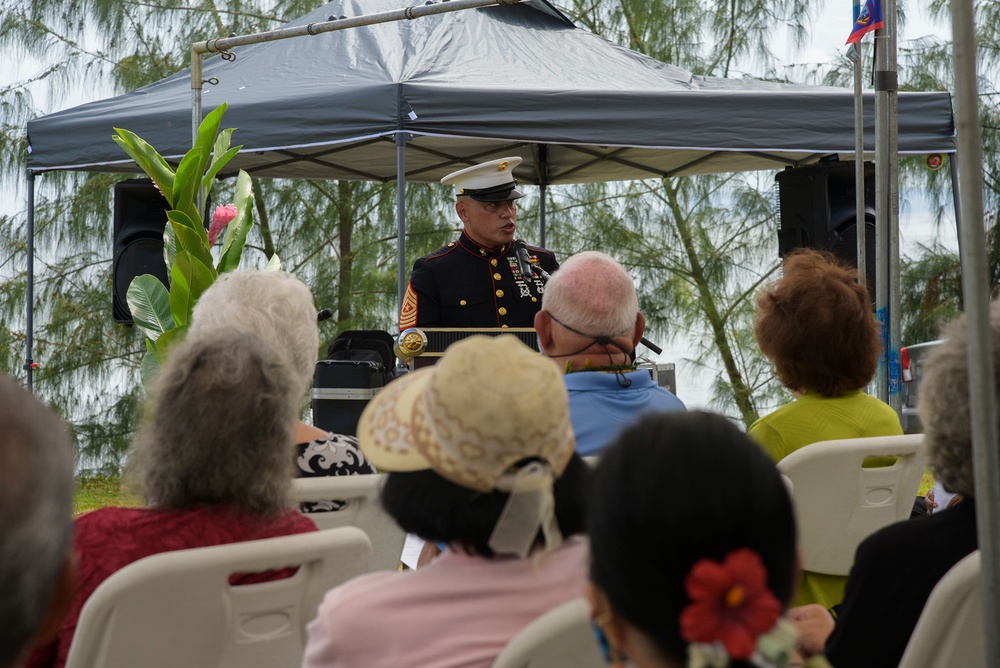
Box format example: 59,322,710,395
27,328,317,668
790,303,985,668
190,271,376,509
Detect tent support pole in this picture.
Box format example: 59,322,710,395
191,45,204,146
539,182,547,249
952,0,1000,661
189,0,525,75
24,170,36,391
396,131,408,322
537,144,548,248
873,0,901,413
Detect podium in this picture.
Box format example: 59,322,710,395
399,328,539,369
394,327,678,398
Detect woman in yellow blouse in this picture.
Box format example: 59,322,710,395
748,248,901,610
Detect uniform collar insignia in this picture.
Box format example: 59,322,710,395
459,231,510,259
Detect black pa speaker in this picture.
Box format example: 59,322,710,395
775,160,876,296
112,179,170,324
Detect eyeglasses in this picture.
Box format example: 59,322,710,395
479,200,517,213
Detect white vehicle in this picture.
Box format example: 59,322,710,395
900,340,944,434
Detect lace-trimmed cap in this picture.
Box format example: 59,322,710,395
357,335,575,493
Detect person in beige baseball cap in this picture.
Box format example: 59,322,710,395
303,335,590,668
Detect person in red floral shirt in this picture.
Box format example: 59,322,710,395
587,411,824,668
26,328,317,668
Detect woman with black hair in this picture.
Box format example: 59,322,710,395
302,335,590,668
588,410,829,668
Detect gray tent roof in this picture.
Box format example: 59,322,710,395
26,0,955,184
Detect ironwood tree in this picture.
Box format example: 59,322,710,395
4,0,960,468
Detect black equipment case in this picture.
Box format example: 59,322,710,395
312,330,396,436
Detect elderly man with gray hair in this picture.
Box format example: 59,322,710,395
0,374,76,668
534,251,684,456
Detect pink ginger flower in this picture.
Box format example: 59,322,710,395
208,203,238,245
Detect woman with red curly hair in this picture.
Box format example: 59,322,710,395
749,248,901,463
748,248,901,609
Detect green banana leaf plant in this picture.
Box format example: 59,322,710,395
113,103,274,385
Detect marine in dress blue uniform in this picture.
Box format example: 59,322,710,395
399,157,559,329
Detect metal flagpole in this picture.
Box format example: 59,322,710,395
951,0,1000,661
873,0,901,412
851,43,867,289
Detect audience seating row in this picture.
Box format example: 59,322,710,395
64,435,986,668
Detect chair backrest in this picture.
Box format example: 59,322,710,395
291,474,406,572
898,550,984,668
777,433,925,575
780,473,794,496
491,598,605,668
65,527,372,668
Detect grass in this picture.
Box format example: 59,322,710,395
74,474,141,516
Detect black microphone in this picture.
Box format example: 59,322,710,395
317,308,333,322
513,239,534,279
640,337,663,356
513,239,550,282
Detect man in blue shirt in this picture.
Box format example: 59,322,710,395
534,251,685,456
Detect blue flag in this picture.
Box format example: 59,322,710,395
846,0,884,44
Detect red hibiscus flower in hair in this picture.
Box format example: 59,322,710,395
679,548,782,660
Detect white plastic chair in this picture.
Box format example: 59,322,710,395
777,433,925,576
491,597,606,668
65,527,372,668
291,474,406,572
898,550,984,667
